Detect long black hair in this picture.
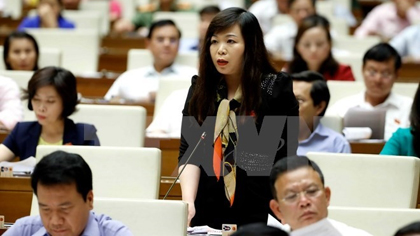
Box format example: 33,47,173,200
189,7,276,124
410,83,420,157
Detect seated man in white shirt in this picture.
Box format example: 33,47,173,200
327,43,413,140
249,0,289,35
105,19,198,102
292,71,350,155
269,155,372,236
264,0,316,61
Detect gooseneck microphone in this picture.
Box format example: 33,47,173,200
163,132,207,200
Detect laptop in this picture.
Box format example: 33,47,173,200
343,107,387,140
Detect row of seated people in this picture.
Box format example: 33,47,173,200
12,0,420,64
0,17,418,160
258,0,420,62
1,7,420,235
3,148,420,235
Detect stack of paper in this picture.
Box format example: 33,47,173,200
0,157,36,176
187,226,222,235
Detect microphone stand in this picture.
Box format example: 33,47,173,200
163,132,206,200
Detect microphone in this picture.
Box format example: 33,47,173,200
163,132,206,200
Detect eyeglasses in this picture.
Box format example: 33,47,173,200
281,187,322,204
364,69,394,79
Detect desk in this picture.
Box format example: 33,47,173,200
145,138,180,177
76,75,118,98
0,130,8,143
0,177,32,223
349,141,385,154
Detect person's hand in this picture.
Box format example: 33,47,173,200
186,201,196,227
38,3,58,28
395,0,415,18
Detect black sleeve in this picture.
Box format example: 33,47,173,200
270,72,299,162
178,75,199,166
2,122,20,157
83,124,100,146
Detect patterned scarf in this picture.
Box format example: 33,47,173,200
213,85,242,207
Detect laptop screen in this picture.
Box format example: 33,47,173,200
343,107,387,140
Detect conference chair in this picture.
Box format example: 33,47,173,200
154,77,191,119
127,49,198,70
31,146,162,215
0,46,61,71
319,114,343,134
325,81,364,108
27,29,100,74
328,206,420,236
79,0,110,36
153,12,199,39
307,152,420,208
4,0,22,19
94,198,188,236
334,53,363,81
333,35,381,56
119,0,136,20
24,104,147,147
0,70,34,90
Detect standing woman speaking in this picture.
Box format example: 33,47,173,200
178,7,299,228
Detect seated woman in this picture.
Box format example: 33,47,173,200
3,31,39,71
0,66,100,162
286,15,355,81
18,0,75,30
380,82,420,157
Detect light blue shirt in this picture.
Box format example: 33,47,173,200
297,123,351,155
390,25,420,59
3,211,133,236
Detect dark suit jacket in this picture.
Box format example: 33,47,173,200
2,118,100,160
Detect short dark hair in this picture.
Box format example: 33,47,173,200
31,150,93,202
199,5,221,17
292,71,330,116
24,66,78,118
394,221,420,236
288,0,316,8
147,19,181,39
232,223,289,236
270,156,325,200
362,43,402,71
3,31,39,71
289,15,338,77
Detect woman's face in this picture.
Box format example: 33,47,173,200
296,26,331,69
7,38,37,71
210,24,245,80
31,85,64,126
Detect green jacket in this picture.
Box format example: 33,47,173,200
380,128,417,157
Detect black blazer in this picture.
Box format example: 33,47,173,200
2,118,100,160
